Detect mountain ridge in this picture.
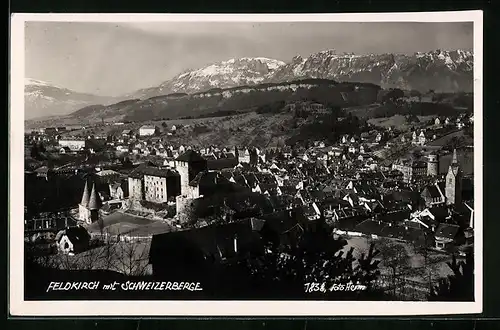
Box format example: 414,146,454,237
25,48,473,121
123,48,473,99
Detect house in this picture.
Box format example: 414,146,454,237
122,129,134,138
109,180,129,200
434,223,465,250
55,225,91,255
95,169,122,184
418,131,426,146
59,146,71,154
148,219,264,277
420,182,446,207
58,138,87,151
348,145,359,154
139,125,158,137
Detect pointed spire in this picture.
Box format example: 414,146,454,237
452,149,458,164
88,182,102,210
80,180,90,207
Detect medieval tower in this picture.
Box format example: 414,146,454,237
175,150,208,196
427,153,439,177
445,149,463,205
79,180,102,223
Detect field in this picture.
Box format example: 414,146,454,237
367,115,435,130
59,111,298,149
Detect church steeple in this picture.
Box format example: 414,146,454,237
88,183,102,210
452,148,458,164
80,180,90,207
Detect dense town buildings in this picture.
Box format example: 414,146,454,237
25,114,475,286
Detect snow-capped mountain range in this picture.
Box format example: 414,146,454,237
24,78,119,120
24,49,473,119
127,57,286,99
126,49,473,100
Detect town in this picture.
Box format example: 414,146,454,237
24,102,475,300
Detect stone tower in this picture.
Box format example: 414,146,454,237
427,153,439,177
445,149,463,205
175,150,207,196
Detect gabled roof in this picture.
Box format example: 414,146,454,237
149,219,263,264
57,226,90,244
80,180,91,207
435,223,461,239
175,150,206,162
88,183,102,210
139,125,157,130
422,185,442,199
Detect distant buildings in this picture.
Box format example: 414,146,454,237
139,125,159,137
58,138,87,151
392,159,427,183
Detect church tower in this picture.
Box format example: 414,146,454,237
78,179,91,223
88,182,103,223
445,149,463,205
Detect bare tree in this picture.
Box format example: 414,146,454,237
110,240,151,276
375,238,412,298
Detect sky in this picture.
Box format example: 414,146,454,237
24,21,473,97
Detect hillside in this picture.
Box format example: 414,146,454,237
43,79,380,125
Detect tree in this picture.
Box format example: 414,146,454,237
30,143,39,159
161,122,168,128
241,224,384,300
410,233,449,293
376,239,412,298
111,241,151,276
430,252,474,301
38,142,46,153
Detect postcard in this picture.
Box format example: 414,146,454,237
10,11,483,316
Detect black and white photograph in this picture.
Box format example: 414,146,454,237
10,12,483,316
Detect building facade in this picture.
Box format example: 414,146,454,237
58,139,87,151
392,159,427,183
139,125,158,136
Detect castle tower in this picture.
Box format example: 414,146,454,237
88,182,102,223
445,149,463,205
78,180,91,222
427,153,439,177
175,150,207,196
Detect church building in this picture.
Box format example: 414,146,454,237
79,180,103,224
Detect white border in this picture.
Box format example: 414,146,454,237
10,11,483,316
